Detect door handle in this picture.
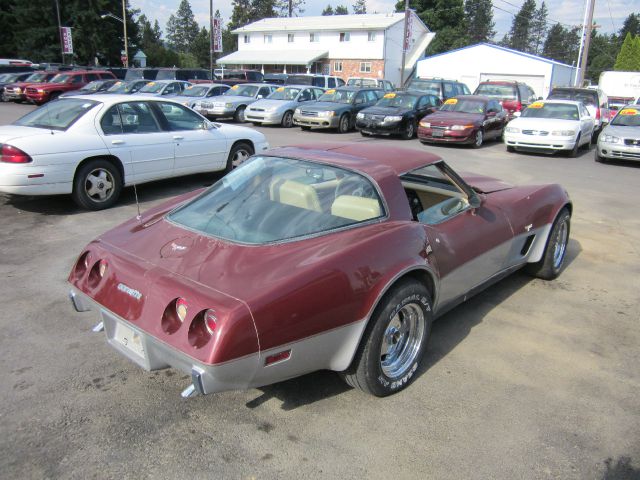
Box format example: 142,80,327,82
111,140,125,145
173,135,184,140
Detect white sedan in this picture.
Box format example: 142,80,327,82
0,95,269,209
503,100,594,157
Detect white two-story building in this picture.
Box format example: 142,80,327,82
217,13,434,86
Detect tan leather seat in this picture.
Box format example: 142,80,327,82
331,195,381,221
270,179,322,212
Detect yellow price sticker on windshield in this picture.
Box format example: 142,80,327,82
444,98,458,105
325,89,335,94
148,82,155,86
231,85,239,89
384,93,396,98
529,102,544,108
620,108,638,115
114,81,122,85
276,87,285,92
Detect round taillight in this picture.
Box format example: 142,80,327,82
176,298,188,323
98,259,108,278
204,309,217,335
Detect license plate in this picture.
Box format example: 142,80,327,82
432,130,444,137
114,322,145,359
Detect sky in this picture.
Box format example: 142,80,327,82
130,0,639,39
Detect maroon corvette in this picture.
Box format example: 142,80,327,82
68,143,571,398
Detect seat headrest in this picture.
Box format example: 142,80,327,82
331,195,381,221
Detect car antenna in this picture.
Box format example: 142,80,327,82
115,105,142,222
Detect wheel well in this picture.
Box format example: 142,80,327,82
400,269,436,303
229,139,255,155
74,155,125,184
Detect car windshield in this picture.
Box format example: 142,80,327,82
267,87,301,100
522,102,579,120
168,156,385,244
548,90,597,106
178,86,209,97
13,98,98,131
0,74,10,82
375,93,417,109
223,85,259,97
139,82,166,93
318,89,354,104
475,84,517,100
50,74,72,84
408,80,440,95
440,98,486,114
611,107,640,126
25,72,48,82
80,81,102,92
107,80,142,93
2,73,23,82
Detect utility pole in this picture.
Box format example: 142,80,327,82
576,0,596,86
399,0,410,88
210,0,214,77
122,0,129,67
289,0,293,17
55,0,64,64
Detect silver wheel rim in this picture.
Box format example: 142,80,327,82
84,168,115,203
380,303,425,378
237,108,245,122
475,130,483,147
340,116,348,132
553,219,568,268
231,148,251,168
406,123,414,138
283,112,293,127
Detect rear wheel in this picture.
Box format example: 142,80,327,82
224,142,254,173
472,129,484,148
340,280,432,396
234,105,246,123
281,110,294,128
338,114,350,133
525,207,571,280
72,159,122,210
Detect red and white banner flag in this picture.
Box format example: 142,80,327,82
212,18,222,53
61,27,73,55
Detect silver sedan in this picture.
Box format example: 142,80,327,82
596,104,640,163
193,83,277,122
245,85,325,127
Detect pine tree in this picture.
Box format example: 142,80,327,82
586,32,617,82
191,27,210,68
614,33,637,70
529,1,548,55
166,0,199,54
463,0,495,44
276,0,306,17
322,5,334,15
353,0,367,14
508,0,536,52
542,23,580,64
618,13,640,42
335,5,349,14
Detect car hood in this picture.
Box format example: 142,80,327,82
459,172,513,193
508,117,579,130
602,124,640,138
0,125,57,143
302,101,347,112
361,106,412,116
426,111,484,125
248,99,293,110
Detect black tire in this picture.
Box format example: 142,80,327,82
595,151,608,163
506,145,516,153
300,126,311,131
568,135,580,157
340,280,433,396
233,105,246,123
401,121,415,140
472,129,484,148
224,142,254,173
360,130,370,137
281,110,294,128
251,122,261,126
338,114,350,133
49,91,61,102
72,159,123,210
525,207,571,280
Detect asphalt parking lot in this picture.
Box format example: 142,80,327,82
1,101,639,479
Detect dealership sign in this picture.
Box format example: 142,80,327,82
403,11,413,52
212,18,222,53
60,27,73,55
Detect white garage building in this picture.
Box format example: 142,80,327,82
415,43,577,98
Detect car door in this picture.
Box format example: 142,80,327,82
579,104,594,140
154,101,227,175
100,101,175,183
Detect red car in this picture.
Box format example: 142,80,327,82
25,70,116,104
418,95,508,147
3,71,59,102
68,143,571,398
473,80,538,119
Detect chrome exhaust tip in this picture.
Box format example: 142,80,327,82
181,384,197,398
92,321,105,333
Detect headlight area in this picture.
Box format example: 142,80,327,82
602,134,620,144
383,115,403,123
450,124,474,131
505,126,520,133
318,111,335,118
551,130,576,137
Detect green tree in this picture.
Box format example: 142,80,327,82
322,5,334,15
507,0,536,52
618,13,640,41
276,0,306,17
529,1,548,54
353,0,367,14
191,26,211,68
335,5,349,14
463,0,495,44
585,31,617,83
614,33,638,70
542,23,580,65
166,0,199,54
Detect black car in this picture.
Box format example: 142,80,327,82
293,86,383,133
355,91,442,139
407,77,471,101
59,79,119,97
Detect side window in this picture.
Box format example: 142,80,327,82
443,82,455,98
365,90,378,103
461,83,471,95
336,78,345,86
258,87,271,98
157,102,207,131
354,92,365,104
86,73,100,82
312,77,323,87
100,102,161,135
312,88,324,99
327,77,336,88
72,75,84,84
162,83,176,95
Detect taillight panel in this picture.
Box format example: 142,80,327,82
1,144,32,163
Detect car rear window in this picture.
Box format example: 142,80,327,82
474,84,517,100
13,98,98,130
548,90,597,106
407,80,440,96
168,156,385,244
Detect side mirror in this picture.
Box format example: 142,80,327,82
468,194,482,209
257,95,263,99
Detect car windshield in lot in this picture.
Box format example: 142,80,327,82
318,89,354,104
224,85,259,97
548,91,597,106
376,93,418,109
50,74,72,84
440,98,485,113
522,102,579,120
107,80,145,93
78,81,102,92
178,86,209,97
611,107,640,126
13,98,98,131
408,80,440,95
475,84,517,100
168,156,384,244
268,87,301,100
139,82,166,93
1,73,25,83
24,72,48,82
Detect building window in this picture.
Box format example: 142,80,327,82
339,32,350,42
288,33,295,43
368,32,376,42
334,61,343,72
264,34,272,44
310,32,318,42
243,35,250,44
359,62,372,73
